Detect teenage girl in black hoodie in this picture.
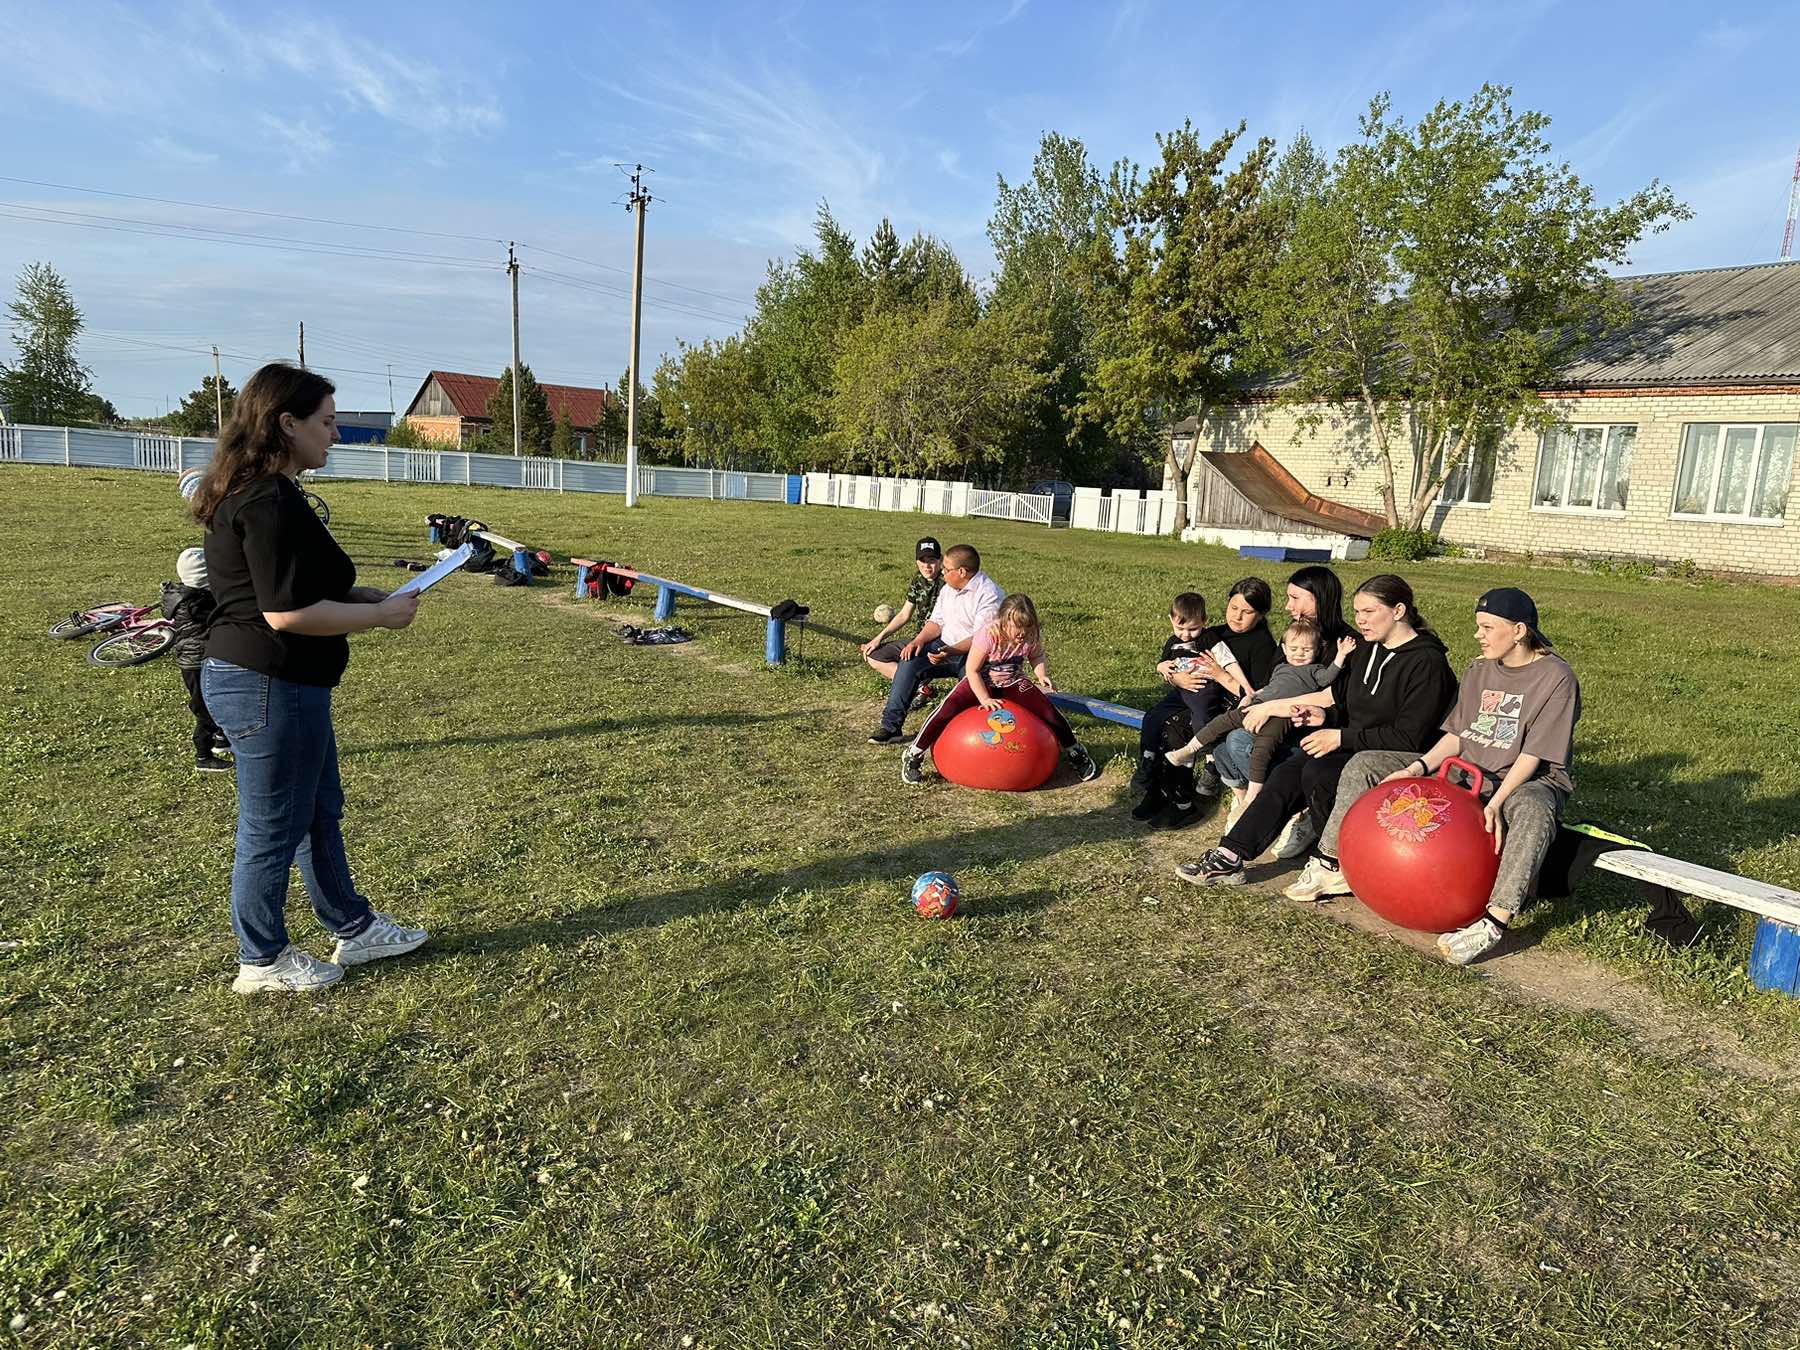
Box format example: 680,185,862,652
1175,573,1457,887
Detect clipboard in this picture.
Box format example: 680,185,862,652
393,543,473,596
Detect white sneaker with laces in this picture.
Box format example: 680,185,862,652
1272,811,1317,860
232,945,344,995
1283,856,1353,902
332,912,431,967
1438,916,1505,966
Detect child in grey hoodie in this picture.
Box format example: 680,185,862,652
1165,617,1355,810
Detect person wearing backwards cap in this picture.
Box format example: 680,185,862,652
861,537,946,701
1284,586,1581,966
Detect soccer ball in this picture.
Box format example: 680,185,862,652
910,871,960,920
178,468,204,501
872,602,895,624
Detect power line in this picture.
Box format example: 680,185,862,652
515,240,755,308
519,264,746,324
0,174,507,245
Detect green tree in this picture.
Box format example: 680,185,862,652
74,392,121,426
829,299,1048,477
1077,120,1278,531
166,373,238,436
384,418,433,449
988,131,1109,481
748,204,869,469
485,364,555,456
597,381,628,458
658,336,764,468
1256,86,1689,528
0,262,94,425
550,408,579,459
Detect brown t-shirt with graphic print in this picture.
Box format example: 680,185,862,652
1441,653,1580,795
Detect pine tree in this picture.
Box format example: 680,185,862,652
0,262,95,424
485,365,555,455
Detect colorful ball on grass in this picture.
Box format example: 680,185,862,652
178,468,204,501
930,699,1060,792
872,602,895,624
910,871,961,920
1336,759,1502,933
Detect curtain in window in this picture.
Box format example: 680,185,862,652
1753,424,1796,519
1714,426,1758,515
1674,425,1719,515
1535,429,1569,506
1568,427,1605,508
1597,426,1635,511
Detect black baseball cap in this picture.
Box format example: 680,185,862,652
916,536,942,560
1476,587,1553,647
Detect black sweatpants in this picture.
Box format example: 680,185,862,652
1137,682,1230,803
180,666,223,757
1219,748,1355,861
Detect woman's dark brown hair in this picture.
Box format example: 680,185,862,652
190,363,335,525
1355,572,1431,631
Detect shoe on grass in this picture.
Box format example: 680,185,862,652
1194,764,1222,798
195,752,234,774
1284,856,1352,902
232,945,343,995
1150,799,1199,831
867,726,906,745
211,731,232,751
1131,791,1168,822
1438,915,1505,966
332,913,430,968
900,744,927,785
1065,742,1098,781
1175,847,1245,887
909,682,938,711
1272,811,1318,860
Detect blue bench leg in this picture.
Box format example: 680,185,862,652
511,547,530,577
653,585,674,622
1750,917,1800,996
575,563,592,598
428,525,442,544
765,618,785,665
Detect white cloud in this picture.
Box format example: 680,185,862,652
144,136,219,169
258,115,335,174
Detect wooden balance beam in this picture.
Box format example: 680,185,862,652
1048,688,1800,996
571,559,793,665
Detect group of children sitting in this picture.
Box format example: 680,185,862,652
865,548,1582,969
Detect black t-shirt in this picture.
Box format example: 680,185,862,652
205,474,357,687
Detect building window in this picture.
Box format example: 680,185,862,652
1672,423,1795,522
1534,424,1634,513
1436,434,1497,506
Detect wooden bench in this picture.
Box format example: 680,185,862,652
1049,689,1800,996
571,559,793,665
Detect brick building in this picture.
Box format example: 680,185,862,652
1182,261,1800,577
400,370,614,452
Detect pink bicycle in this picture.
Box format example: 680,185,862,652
49,601,176,667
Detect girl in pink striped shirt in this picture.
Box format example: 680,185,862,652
901,594,1098,784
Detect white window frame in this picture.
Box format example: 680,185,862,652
1532,423,1636,516
1670,422,1795,525
1434,435,1497,509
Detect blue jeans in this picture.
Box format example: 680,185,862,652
881,639,967,733
1213,726,1300,788
202,659,373,964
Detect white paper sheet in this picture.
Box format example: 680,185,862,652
392,543,474,596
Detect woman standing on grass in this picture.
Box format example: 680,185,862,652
1176,573,1457,889
193,363,430,995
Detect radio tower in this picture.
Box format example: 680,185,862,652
1783,145,1800,260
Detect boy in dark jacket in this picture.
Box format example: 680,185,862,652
164,547,231,773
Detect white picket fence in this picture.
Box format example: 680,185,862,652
0,422,1178,535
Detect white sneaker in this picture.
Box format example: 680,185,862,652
1283,856,1353,902
332,912,430,967
1272,811,1317,860
232,945,343,995
1164,739,1201,769
1224,791,1247,832
1438,916,1505,965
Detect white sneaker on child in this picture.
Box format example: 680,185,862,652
1164,740,1201,769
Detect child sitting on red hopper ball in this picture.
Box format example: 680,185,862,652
900,594,1097,785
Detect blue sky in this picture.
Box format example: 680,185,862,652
0,0,1793,419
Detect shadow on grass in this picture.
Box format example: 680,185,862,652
346,708,819,756
443,800,1129,956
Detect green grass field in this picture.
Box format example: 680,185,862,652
4,466,1799,1348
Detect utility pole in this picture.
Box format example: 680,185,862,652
212,345,224,433
1783,145,1800,260
298,322,305,368
624,165,650,507
508,242,522,457
386,364,395,416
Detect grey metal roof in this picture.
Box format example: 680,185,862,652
1551,260,1800,388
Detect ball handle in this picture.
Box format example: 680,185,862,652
1436,755,1487,799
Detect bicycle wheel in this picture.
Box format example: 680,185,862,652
303,488,330,524
49,603,132,639
87,622,175,668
